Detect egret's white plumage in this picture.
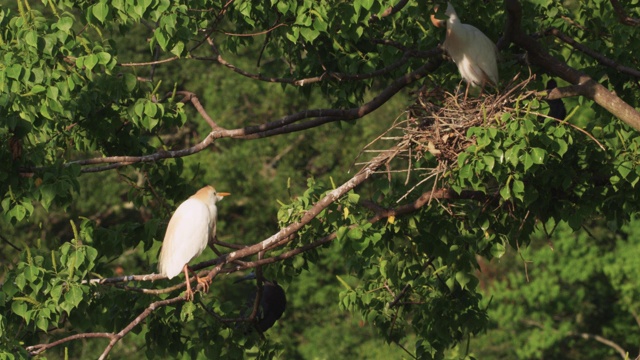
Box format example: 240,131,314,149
431,2,499,95
158,185,229,300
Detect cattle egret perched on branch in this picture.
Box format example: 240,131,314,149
158,186,230,301
431,2,499,99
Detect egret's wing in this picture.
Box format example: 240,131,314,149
462,24,499,85
158,199,211,279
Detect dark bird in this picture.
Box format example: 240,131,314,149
545,79,567,120
235,273,287,332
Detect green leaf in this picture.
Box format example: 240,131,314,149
6,64,22,80
482,155,495,172
490,242,506,258
180,301,197,322
36,315,49,332
30,85,46,94
84,54,98,71
530,147,546,164
25,30,38,48
512,179,525,201
11,301,28,320
170,42,185,57
299,27,320,42
50,285,63,304
96,52,112,65
63,286,83,311
455,271,471,289
15,273,26,291
56,17,74,33
92,1,109,23
523,153,534,171
347,227,363,240
500,184,511,200
336,226,348,242
618,161,633,179
360,0,375,10
154,29,168,50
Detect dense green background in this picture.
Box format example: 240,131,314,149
1,0,640,359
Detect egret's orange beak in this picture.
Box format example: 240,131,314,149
430,5,446,28
217,192,231,197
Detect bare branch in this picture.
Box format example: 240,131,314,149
197,49,417,86
571,332,629,360
98,296,184,360
0,234,21,251
522,319,630,359
19,60,438,176
26,333,115,355
219,22,288,37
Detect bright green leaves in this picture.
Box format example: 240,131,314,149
91,1,110,24
131,98,165,131
4,238,97,333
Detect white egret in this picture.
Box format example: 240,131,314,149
158,185,230,301
431,2,499,99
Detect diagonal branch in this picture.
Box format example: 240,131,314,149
504,0,640,132
546,27,640,79
610,0,640,26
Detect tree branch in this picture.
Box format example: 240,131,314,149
26,332,115,355
198,44,419,86
19,60,438,175
546,27,640,79
522,319,631,359
369,0,410,21
610,0,640,26
571,332,630,360
504,0,640,132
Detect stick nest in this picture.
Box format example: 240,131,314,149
357,77,538,199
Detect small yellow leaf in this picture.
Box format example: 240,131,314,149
343,207,349,219
387,215,395,224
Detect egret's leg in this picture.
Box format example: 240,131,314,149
186,266,211,295
196,275,211,294
478,79,490,97
463,82,471,101
183,264,195,301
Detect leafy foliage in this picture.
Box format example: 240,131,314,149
1,0,640,359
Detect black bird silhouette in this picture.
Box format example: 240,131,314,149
235,273,286,332
545,79,567,120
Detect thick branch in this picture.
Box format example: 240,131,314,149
610,0,640,26
504,0,640,132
